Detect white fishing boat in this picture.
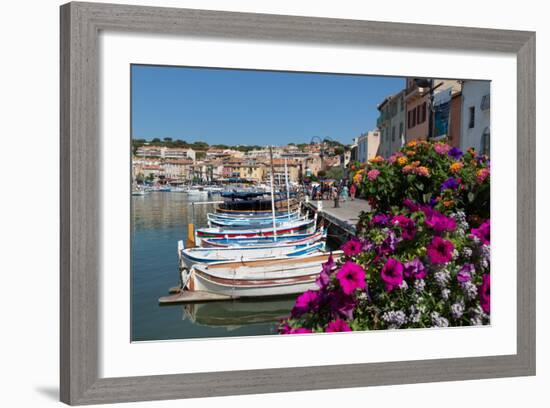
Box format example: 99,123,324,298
182,251,342,298
200,229,325,248
180,240,325,270
207,214,305,228
186,186,208,196
194,218,316,246
207,208,302,222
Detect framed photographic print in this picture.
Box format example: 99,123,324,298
60,1,536,405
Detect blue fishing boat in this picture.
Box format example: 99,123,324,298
200,229,325,248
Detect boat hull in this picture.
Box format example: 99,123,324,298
181,241,324,270
185,252,341,298
200,229,323,248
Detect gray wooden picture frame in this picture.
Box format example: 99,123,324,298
60,1,536,405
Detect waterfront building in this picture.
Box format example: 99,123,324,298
405,78,462,143
377,90,406,158
136,146,196,162
135,145,164,158
460,80,490,155
349,138,358,163
264,159,301,184
163,148,196,161
356,130,380,163
162,158,193,180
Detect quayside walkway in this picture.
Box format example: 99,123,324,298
304,198,371,236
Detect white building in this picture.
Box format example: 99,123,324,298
460,80,490,155
136,146,196,162
357,130,381,163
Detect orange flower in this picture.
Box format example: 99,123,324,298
450,162,463,173
411,161,420,168
369,156,385,163
402,165,414,174
407,140,418,148
397,156,408,166
443,200,454,207
416,166,430,177
406,150,416,157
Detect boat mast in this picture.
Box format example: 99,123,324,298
284,157,290,217
269,146,277,241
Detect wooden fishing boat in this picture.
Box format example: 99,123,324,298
208,208,302,221
180,241,325,270
207,214,305,228
194,218,315,246
182,251,342,298
200,229,324,248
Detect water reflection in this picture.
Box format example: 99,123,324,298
131,192,295,341
181,297,296,330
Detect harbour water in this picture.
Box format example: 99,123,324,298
131,192,296,341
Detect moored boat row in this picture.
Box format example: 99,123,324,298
166,150,336,301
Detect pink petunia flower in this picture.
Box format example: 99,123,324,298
380,257,404,292
325,319,352,332
291,290,320,317
479,274,490,314
403,258,426,279
336,261,366,295
424,211,457,234
341,237,363,257
289,327,313,334
471,220,490,245
427,237,454,264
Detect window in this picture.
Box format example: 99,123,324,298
416,105,421,123
481,127,490,155
468,106,475,128
421,102,427,123
392,126,396,142
400,97,404,111
399,122,404,142
407,110,412,129
411,108,416,127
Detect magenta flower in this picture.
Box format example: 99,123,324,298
403,198,420,212
380,257,404,292
479,274,491,314
329,292,356,319
424,211,457,234
289,327,313,334
379,230,398,255
325,319,352,333
341,237,363,256
291,290,320,317
336,261,366,295
471,220,490,245
457,263,474,283
392,215,417,240
403,258,426,279
427,237,454,264
372,213,390,226
316,254,335,288
367,169,381,181
279,323,291,334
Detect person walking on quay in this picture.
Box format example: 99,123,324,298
340,184,349,202
350,182,357,201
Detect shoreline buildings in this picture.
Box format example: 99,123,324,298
355,77,491,162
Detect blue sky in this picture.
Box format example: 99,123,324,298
131,65,405,145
